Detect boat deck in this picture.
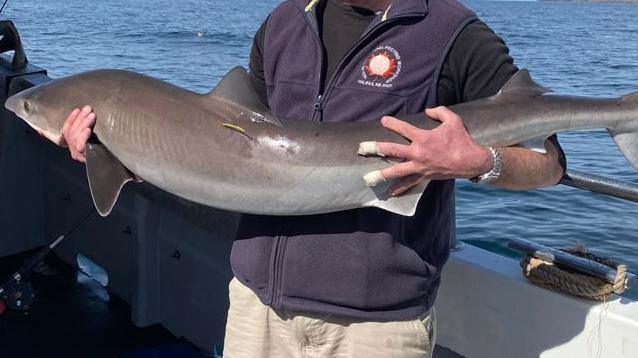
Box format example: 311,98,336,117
0,250,207,358
0,250,462,358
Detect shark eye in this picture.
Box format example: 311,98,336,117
23,101,30,113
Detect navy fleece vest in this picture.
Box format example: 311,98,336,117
231,0,476,320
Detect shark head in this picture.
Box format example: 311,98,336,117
4,71,119,146
5,81,76,145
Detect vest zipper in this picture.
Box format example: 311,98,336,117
303,5,423,122
268,235,288,308
268,235,281,306
304,8,326,122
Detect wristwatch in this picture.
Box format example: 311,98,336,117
470,147,503,184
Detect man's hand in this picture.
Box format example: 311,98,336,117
359,106,566,196
61,105,96,163
361,106,494,196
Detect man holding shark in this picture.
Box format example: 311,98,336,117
60,0,565,356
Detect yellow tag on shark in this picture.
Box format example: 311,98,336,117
220,123,253,139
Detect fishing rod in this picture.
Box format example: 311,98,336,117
0,208,96,314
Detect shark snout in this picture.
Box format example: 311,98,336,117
4,94,21,115
3,91,63,145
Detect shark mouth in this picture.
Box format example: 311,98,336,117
18,114,63,146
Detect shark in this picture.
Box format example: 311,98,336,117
4,67,638,217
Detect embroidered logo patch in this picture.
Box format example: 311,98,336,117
358,45,402,89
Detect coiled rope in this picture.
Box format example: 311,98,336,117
520,246,626,301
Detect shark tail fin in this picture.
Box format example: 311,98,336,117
85,143,136,217
608,129,638,171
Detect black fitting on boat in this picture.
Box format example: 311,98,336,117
0,20,27,70
0,20,48,98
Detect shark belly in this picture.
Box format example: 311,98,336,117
96,110,390,215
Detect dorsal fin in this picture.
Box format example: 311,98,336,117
497,69,551,97
208,66,281,126
621,91,638,102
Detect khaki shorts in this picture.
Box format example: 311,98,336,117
223,278,436,358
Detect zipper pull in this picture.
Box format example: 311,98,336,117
314,94,324,113
312,94,324,122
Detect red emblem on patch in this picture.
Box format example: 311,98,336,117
358,45,402,89
364,51,397,79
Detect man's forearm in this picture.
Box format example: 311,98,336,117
491,140,565,190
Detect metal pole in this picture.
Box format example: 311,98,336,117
561,169,638,203
508,238,636,288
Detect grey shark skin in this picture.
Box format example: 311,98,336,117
5,67,638,217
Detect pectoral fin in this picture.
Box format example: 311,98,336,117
85,143,135,217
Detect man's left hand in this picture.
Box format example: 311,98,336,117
362,106,493,196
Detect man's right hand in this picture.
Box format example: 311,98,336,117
61,105,96,163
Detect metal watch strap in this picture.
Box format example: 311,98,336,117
470,147,502,184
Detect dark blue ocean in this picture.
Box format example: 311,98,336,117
3,0,637,298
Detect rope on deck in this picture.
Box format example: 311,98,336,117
520,247,627,301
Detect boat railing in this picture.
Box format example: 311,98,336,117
450,170,638,255
560,169,638,203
